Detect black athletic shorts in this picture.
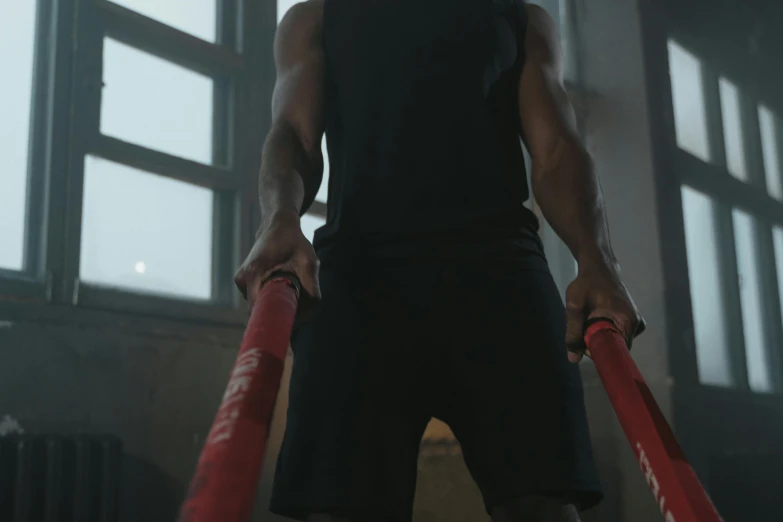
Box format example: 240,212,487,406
269,257,602,521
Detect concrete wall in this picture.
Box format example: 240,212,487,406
0,306,243,522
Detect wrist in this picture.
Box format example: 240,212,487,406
576,247,619,274
258,207,300,235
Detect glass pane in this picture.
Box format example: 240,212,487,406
301,213,325,244
719,78,747,181
80,156,213,300
101,38,213,164
773,227,783,351
316,137,329,203
277,0,298,23
668,40,711,162
110,0,216,42
0,2,37,271
681,186,733,386
732,210,773,393
760,105,782,200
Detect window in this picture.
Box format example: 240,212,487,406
668,40,710,162
0,0,263,323
670,39,783,393
681,187,734,387
100,38,214,164
760,105,782,200
773,227,783,330
68,3,245,309
80,157,213,300
732,210,774,392
719,78,747,181
0,2,38,271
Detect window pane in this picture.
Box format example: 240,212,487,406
719,78,747,181
681,187,733,386
0,2,37,270
80,156,213,300
101,39,213,164
773,226,783,349
668,40,711,162
316,137,329,203
110,0,216,42
277,0,298,23
760,105,782,200
301,213,325,244
732,209,773,393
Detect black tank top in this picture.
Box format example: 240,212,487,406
314,0,545,264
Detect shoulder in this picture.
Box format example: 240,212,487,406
521,3,561,67
275,0,325,61
277,0,324,44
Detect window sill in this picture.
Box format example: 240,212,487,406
0,279,248,340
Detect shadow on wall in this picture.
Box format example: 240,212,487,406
121,454,184,522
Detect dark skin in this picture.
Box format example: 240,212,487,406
234,1,644,520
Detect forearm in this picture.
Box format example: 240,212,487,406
531,140,616,269
258,121,321,228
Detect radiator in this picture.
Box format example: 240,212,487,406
0,435,122,522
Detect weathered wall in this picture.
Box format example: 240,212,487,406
0,306,243,522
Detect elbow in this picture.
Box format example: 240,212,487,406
264,120,324,213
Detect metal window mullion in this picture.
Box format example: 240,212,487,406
95,0,243,77
89,135,240,189
210,76,238,303
60,0,105,304
208,0,243,305
702,64,750,389
41,0,79,303
23,0,58,282
236,0,277,248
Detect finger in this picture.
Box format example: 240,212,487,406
296,255,321,302
233,269,248,301
588,308,635,348
635,315,647,337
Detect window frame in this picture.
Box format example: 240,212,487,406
0,0,69,299
664,35,783,392
0,0,275,327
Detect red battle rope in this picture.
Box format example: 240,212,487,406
177,274,300,522
585,319,724,522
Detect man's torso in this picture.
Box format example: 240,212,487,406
314,0,545,264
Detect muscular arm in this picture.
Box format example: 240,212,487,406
518,5,614,270
259,0,325,227
518,5,643,353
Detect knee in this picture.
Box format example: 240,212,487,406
492,496,581,522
